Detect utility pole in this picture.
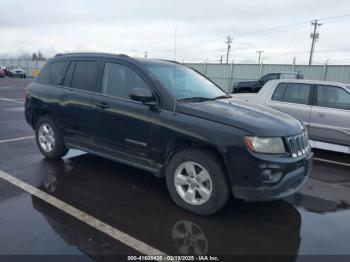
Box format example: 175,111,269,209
218,55,223,64
256,50,264,64
308,19,322,65
144,51,148,58
225,36,232,64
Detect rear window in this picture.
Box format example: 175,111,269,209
70,60,99,92
316,85,350,110
50,61,68,85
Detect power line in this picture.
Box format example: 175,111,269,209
309,20,322,65
225,36,232,64
151,14,350,54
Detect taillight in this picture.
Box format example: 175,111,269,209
24,83,30,100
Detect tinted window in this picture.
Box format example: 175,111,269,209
71,61,98,92
283,83,311,105
50,61,68,85
271,83,286,101
317,85,350,110
63,61,76,87
262,74,279,83
36,63,50,85
102,63,149,100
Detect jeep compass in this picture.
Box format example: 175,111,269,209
25,53,313,215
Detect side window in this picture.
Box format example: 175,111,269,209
36,63,50,85
271,83,286,101
283,83,311,105
102,63,150,100
63,61,76,87
50,61,68,85
317,85,350,110
71,61,98,92
262,74,279,83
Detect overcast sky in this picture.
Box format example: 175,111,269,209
1,0,350,64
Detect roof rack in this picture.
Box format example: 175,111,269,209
54,52,131,59
158,59,182,65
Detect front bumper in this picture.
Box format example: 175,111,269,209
9,71,26,77
233,151,313,201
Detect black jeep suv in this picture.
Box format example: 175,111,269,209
25,53,313,215
232,72,303,93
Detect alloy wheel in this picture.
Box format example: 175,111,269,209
174,161,213,205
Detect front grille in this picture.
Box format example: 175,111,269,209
285,130,310,158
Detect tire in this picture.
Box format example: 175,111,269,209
35,115,68,159
165,148,230,216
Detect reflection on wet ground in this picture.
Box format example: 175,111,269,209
31,154,302,257
0,146,350,259
13,151,345,258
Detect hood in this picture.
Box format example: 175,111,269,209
177,98,304,137
234,80,258,87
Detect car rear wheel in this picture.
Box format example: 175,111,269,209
35,116,68,159
165,148,230,216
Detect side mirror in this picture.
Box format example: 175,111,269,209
129,88,157,106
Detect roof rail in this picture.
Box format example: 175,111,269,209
158,59,182,65
53,52,132,59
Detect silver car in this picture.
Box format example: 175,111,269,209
233,79,350,154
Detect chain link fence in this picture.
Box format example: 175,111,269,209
186,62,350,92
2,58,350,92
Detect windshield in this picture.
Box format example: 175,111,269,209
146,63,228,101
10,65,23,69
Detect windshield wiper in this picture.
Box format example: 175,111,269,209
178,95,231,103
210,95,230,100
178,97,213,102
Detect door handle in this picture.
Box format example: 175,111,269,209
318,113,325,118
95,102,109,109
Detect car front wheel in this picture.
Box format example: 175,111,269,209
166,148,230,216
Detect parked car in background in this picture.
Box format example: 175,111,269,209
232,72,303,94
5,65,26,78
0,68,5,78
232,79,350,154
25,52,312,215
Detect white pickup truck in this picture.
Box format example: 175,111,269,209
232,79,350,154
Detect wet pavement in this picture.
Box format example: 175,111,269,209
0,78,350,261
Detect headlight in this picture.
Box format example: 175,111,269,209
244,136,285,154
